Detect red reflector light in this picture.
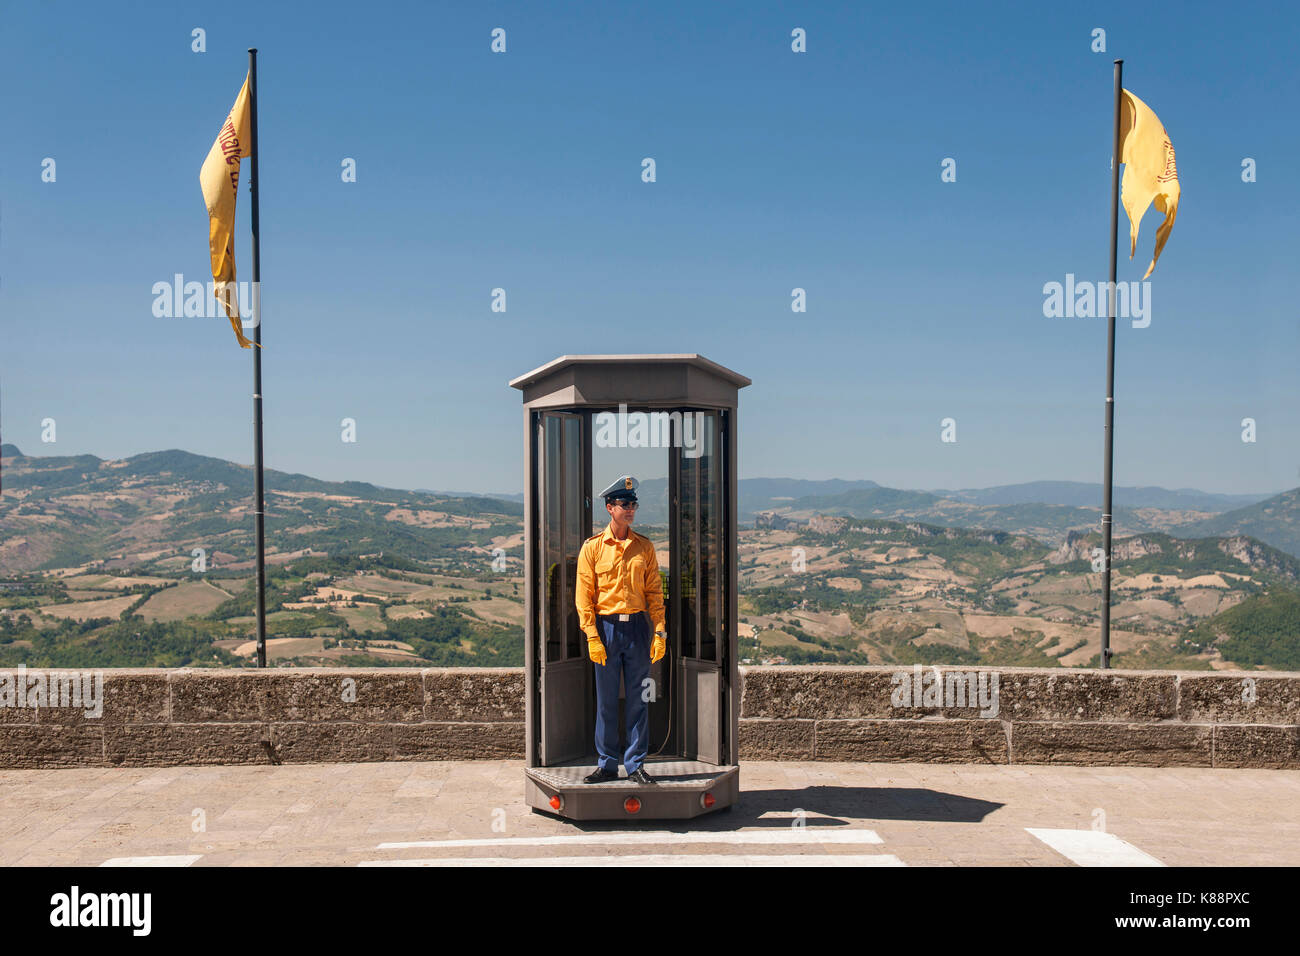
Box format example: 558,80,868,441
624,796,641,814
702,792,716,808
549,795,562,811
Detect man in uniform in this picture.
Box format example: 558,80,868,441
575,475,667,784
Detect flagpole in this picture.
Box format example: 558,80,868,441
1100,58,1122,670
248,47,268,669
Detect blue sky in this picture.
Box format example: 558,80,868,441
2,0,1296,497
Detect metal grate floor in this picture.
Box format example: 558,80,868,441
528,756,734,789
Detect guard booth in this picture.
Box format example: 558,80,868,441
510,354,749,820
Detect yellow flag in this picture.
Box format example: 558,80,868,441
1119,89,1180,279
199,75,260,348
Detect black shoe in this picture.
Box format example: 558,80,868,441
627,768,656,785
584,768,618,784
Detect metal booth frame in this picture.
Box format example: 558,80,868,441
509,354,750,820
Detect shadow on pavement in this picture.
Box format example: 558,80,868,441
562,786,1002,832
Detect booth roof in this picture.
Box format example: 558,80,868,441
508,354,752,391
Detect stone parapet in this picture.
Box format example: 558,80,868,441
0,665,1294,769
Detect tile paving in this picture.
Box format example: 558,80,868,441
0,760,1296,866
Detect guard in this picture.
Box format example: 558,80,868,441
575,475,668,784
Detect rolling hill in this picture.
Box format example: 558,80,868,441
2,444,1295,671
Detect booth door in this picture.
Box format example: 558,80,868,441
673,410,727,764
537,411,592,765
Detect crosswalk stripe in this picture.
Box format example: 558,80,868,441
360,853,905,867
377,829,882,850
99,855,203,867
1025,828,1164,867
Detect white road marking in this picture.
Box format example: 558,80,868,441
377,829,882,850
361,854,905,867
1025,828,1164,867
99,855,203,867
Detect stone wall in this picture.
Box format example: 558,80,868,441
1,665,1295,769
740,666,1298,768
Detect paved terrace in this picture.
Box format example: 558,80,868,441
3,760,1297,866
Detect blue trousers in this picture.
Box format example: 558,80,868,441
593,613,651,775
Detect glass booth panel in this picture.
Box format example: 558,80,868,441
676,410,724,663
537,410,590,765
672,408,726,763
700,412,719,662
563,415,582,660
679,440,698,659
543,420,563,663
541,412,587,664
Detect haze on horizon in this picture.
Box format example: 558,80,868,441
0,440,1286,506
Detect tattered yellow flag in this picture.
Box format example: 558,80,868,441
1119,89,1180,279
199,75,259,348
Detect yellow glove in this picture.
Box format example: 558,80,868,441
651,632,666,663
587,636,607,666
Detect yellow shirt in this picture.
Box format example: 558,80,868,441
576,521,666,640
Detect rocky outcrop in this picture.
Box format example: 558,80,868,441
1217,536,1299,580
808,514,848,534
1047,529,1299,580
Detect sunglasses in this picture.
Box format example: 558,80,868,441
613,501,639,510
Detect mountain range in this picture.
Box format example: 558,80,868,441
2,444,1297,573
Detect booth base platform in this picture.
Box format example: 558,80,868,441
525,756,738,821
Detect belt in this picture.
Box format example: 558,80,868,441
600,612,638,621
